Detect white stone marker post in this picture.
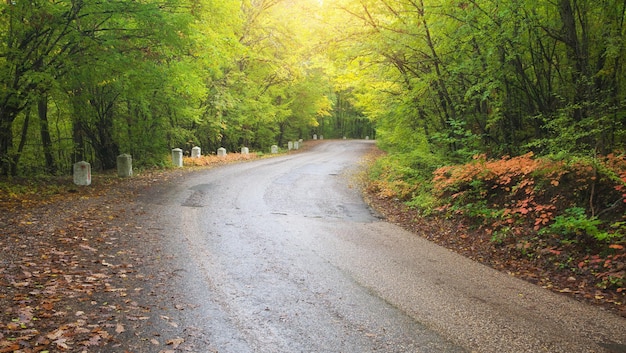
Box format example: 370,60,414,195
271,145,279,154
172,148,183,167
73,161,91,186
288,141,293,150
294,141,299,150
117,154,133,177
241,147,249,155
217,147,227,157
191,146,201,158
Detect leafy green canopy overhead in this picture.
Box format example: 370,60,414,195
2,0,624,175
0,0,347,175
330,0,626,161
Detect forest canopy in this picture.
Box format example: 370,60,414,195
0,0,624,176
0,0,370,175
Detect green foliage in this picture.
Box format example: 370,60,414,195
367,155,419,201
431,153,625,252
540,207,617,243
404,192,438,215
450,199,503,226
0,0,343,175
367,146,445,214
333,0,626,164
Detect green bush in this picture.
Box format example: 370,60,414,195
368,148,446,213
541,207,617,242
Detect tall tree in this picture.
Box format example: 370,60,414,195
0,0,85,174
332,0,626,161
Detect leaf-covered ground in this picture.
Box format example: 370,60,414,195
0,170,192,352
1,144,623,352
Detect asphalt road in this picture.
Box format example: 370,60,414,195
144,140,625,353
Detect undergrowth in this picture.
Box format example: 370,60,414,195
366,150,439,214
370,151,626,291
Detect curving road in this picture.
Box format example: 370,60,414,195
144,140,625,353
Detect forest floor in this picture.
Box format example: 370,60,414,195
0,168,190,352
0,142,624,352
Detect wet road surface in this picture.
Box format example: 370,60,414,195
144,140,625,353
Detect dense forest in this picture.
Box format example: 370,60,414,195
0,0,373,176
1,0,624,175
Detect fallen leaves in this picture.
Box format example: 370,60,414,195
0,175,168,352
0,226,132,351
0,172,213,352
183,152,258,167
0,344,20,353
166,337,185,348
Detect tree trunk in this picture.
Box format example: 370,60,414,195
11,107,31,176
415,0,457,139
72,119,86,164
95,115,120,170
558,0,589,122
38,95,57,174
0,107,19,176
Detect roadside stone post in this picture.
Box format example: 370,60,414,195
271,145,279,154
294,141,299,150
73,161,91,186
172,148,183,167
241,147,249,155
191,146,201,158
217,147,227,157
366,136,369,140
117,154,133,177
320,135,324,140
288,141,293,150
313,134,317,140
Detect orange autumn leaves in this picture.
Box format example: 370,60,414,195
431,152,625,291
433,152,626,235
